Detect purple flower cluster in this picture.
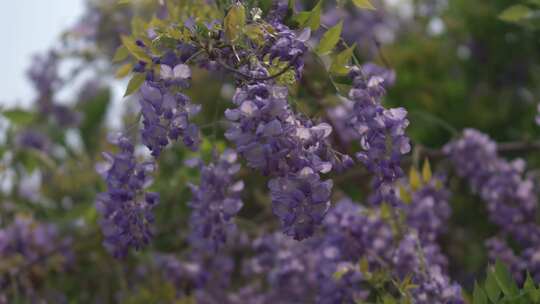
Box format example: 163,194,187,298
0,216,72,299
346,66,411,205
235,198,462,303
262,23,308,79
327,63,396,144
188,149,244,251
322,5,400,56
225,81,338,240
139,80,201,157
444,129,539,245
241,232,319,302
536,103,540,126
27,51,62,108
268,167,333,240
444,129,540,280
27,51,81,127
95,136,159,258
403,177,452,243
15,129,51,152
153,254,204,298
323,199,461,303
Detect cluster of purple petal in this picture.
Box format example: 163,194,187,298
139,80,201,157
15,129,51,152
236,198,462,303
0,216,72,299
322,5,399,56
444,128,540,280
187,149,244,251
262,11,308,79
403,177,452,243
327,63,396,144
225,81,340,240
346,66,411,205
95,136,159,258
25,51,81,127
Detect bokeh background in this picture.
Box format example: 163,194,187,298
0,0,539,302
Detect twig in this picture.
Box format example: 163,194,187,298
372,37,391,69
215,54,300,81
416,140,540,159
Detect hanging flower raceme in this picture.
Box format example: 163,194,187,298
346,66,411,205
445,129,540,281
139,70,201,158
0,216,72,299
319,199,462,304
401,175,452,244
95,136,159,258
225,78,336,240
443,129,539,246
187,149,244,252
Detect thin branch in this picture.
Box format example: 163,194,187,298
372,37,391,69
215,54,300,82
417,140,540,159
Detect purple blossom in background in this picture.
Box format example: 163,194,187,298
26,50,81,127
95,136,159,258
444,129,539,246
15,129,51,152
188,149,244,251
234,198,459,303
154,254,204,297
445,128,540,280
242,232,321,303
347,65,411,205
403,176,452,243
322,5,399,57
327,63,396,144
536,103,540,126
27,51,62,112
0,216,72,299
485,237,525,282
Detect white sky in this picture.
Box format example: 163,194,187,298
0,0,85,107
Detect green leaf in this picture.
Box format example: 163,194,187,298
245,24,265,46
112,45,129,63
120,36,151,63
124,73,146,97
381,295,397,304
352,0,375,10
380,202,392,220
330,43,355,75
78,89,110,154
422,158,432,182
294,1,322,31
409,167,421,191
473,282,488,304
316,20,343,55
499,5,532,22
259,0,273,14
398,185,412,204
485,269,501,302
224,3,246,42
524,272,536,291
131,16,148,37
293,11,310,25
529,0,540,7
493,260,519,296
2,109,34,125
115,63,133,79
